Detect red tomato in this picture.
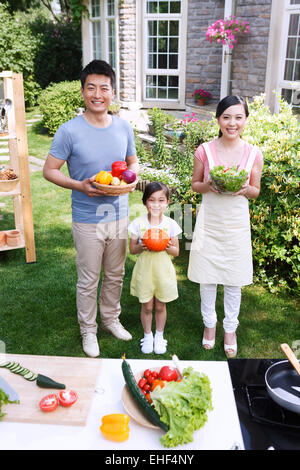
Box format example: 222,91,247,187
143,369,152,379
158,366,179,382
57,390,78,407
147,375,155,385
39,393,58,412
143,383,151,392
151,371,159,379
140,389,147,396
138,377,147,389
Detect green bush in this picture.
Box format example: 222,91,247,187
38,80,84,135
28,17,82,90
0,4,41,107
138,97,300,294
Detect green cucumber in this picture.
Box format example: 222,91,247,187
36,374,65,389
121,356,168,432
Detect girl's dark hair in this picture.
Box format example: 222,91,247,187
142,181,170,205
216,95,249,137
81,60,116,90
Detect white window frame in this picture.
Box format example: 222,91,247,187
139,0,187,109
276,0,300,112
88,0,120,98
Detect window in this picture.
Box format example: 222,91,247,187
90,0,116,68
279,1,300,113
144,0,184,103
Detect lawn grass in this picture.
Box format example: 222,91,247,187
0,112,299,362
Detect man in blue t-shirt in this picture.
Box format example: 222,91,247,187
43,60,139,357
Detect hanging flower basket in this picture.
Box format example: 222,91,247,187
206,16,250,49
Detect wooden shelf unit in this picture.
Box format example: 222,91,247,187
0,71,36,263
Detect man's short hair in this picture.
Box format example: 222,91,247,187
81,60,116,90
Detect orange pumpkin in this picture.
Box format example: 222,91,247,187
142,228,170,252
95,170,113,185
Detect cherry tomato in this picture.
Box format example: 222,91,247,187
138,378,147,389
143,369,152,379
140,389,147,396
147,375,155,385
158,366,179,382
151,371,159,379
57,390,78,407
39,393,58,412
143,383,151,392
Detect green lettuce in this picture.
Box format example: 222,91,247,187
150,367,213,447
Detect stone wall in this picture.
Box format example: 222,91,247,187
118,0,136,102
185,0,225,104
185,0,272,105
231,0,272,100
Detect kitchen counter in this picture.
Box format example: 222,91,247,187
0,357,244,450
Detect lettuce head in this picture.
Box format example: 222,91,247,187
150,367,213,448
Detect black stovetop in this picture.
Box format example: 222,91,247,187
227,359,300,450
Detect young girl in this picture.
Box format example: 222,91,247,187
129,182,182,354
188,95,263,358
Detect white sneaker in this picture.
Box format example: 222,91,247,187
140,333,153,354
102,320,132,341
82,333,100,357
154,335,167,354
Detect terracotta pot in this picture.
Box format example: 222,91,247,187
6,230,21,247
197,98,205,106
0,231,6,247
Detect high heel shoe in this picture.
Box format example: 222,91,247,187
202,327,216,350
224,334,237,358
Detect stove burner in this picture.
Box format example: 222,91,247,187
246,384,300,431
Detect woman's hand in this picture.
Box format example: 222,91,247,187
232,183,248,197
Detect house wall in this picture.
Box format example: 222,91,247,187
231,0,272,100
185,0,224,104
185,0,272,105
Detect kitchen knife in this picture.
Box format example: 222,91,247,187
0,376,20,403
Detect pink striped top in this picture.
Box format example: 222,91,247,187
195,139,263,181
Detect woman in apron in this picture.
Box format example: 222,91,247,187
188,95,263,358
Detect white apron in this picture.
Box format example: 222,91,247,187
187,143,257,287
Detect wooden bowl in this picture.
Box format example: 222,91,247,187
93,179,137,196
0,178,19,192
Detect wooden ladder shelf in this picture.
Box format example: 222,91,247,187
0,71,36,263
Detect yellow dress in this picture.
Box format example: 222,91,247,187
130,216,179,303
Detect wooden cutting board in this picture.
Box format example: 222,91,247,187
0,354,102,426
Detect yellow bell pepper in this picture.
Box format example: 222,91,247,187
95,170,113,185
100,414,130,442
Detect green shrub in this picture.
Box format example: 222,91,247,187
244,95,300,294
28,17,82,90
38,80,84,135
0,4,41,107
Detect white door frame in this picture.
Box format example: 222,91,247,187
220,0,236,99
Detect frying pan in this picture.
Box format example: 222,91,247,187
265,344,300,414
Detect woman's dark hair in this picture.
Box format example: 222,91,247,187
142,181,170,205
216,95,249,137
80,60,116,90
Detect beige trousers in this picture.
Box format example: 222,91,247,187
72,218,128,335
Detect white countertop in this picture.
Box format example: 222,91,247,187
0,358,244,450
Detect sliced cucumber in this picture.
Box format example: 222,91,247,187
6,361,18,370
0,361,11,368
11,364,22,373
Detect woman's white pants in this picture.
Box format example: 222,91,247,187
200,284,241,333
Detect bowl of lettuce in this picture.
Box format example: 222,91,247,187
210,165,248,194
150,366,213,448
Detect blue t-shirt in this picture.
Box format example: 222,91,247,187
49,115,136,223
